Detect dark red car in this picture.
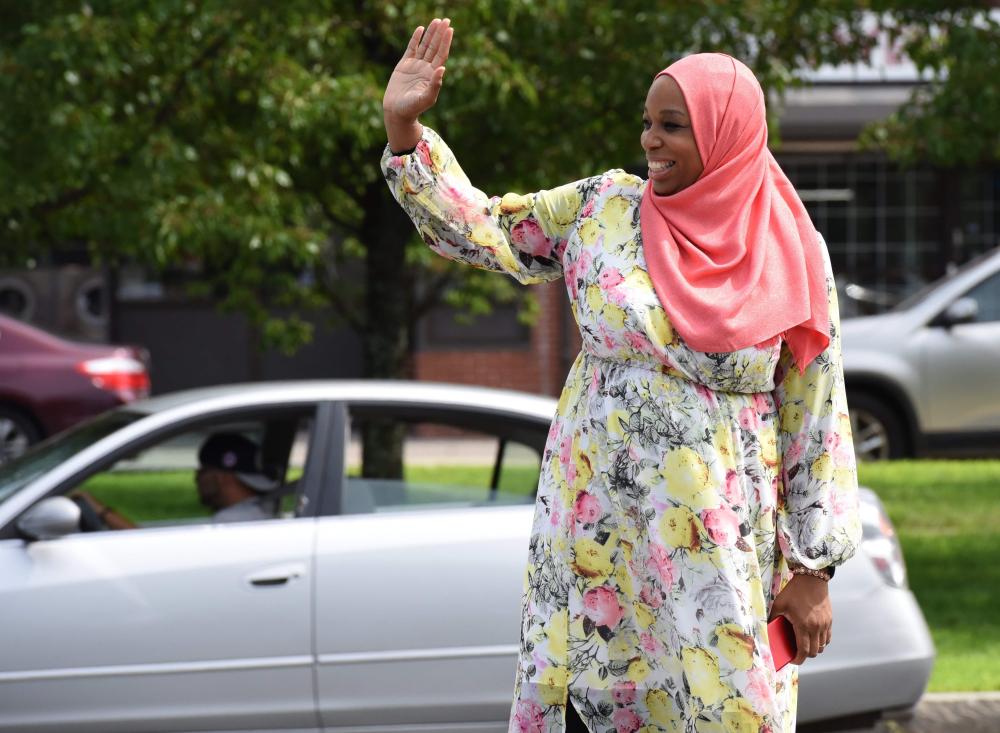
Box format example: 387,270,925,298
0,313,150,462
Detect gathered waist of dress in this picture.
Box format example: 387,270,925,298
580,350,688,381
579,350,776,396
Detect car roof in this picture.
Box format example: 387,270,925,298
128,380,559,422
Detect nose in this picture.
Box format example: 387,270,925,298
641,129,661,152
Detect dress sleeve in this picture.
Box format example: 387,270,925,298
380,126,590,284
772,238,862,573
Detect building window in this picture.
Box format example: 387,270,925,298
782,154,944,301
957,169,1000,263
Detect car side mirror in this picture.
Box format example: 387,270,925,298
17,497,82,541
934,297,978,328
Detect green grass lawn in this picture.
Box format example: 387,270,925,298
79,467,308,521
80,471,206,521
406,465,539,497
80,465,539,520
83,459,998,690
857,460,1000,691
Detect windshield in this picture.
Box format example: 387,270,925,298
0,411,142,506
892,248,1000,312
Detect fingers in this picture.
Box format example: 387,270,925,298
417,18,440,60
418,17,451,64
819,629,832,652
431,24,454,67
432,65,446,89
811,627,824,658
403,25,423,58
790,620,810,665
790,617,833,665
814,618,832,655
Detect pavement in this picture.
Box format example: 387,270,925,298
825,693,1000,733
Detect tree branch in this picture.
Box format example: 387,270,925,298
325,283,366,332
312,252,365,331
412,270,456,319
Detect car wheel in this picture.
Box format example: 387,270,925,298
847,393,907,461
0,406,41,464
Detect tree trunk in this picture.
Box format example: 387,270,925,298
359,182,415,481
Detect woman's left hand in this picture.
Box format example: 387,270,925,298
769,574,832,665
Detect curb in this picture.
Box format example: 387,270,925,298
921,691,1000,701
875,692,1000,733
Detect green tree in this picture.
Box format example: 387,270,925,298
0,0,873,347
0,1,995,474
862,4,1000,165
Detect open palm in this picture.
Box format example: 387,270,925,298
383,18,454,122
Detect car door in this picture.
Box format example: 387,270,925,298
0,407,325,733
313,402,545,731
921,269,1000,434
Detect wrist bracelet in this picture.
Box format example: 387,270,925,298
790,565,831,581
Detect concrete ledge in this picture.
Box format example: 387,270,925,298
859,692,1000,733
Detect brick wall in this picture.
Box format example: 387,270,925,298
414,280,579,397
415,348,545,393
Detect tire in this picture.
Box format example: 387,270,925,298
847,392,908,461
0,405,41,465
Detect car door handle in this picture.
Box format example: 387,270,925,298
247,563,306,587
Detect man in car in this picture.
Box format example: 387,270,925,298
73,432,281,529
193,432,281,522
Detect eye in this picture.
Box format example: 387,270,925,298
641,119,651,130
663,122,683,131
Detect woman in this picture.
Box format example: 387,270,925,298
382,18,861,733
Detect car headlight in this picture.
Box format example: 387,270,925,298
859,489,908,589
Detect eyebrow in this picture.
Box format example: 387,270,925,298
643,106,688,118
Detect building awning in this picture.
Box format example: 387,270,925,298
775,83,917,145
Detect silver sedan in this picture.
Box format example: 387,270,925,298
0,381,933,732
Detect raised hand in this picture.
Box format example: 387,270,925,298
383,18,453,151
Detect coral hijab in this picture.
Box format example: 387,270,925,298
639,53,829,373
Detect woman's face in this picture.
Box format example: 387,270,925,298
641,75,704,196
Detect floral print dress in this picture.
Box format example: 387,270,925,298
382,127,862,733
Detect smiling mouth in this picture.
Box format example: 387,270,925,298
648,160,675,171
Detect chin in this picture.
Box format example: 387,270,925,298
656,178,694,196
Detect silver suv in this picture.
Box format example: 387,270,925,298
842,247,1000,460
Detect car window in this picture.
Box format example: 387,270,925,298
962,272,1000,322
0,411,142,507
893,248,1000,312
342,409,543,514
68,413,314,530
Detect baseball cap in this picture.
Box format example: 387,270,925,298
197,432,281,493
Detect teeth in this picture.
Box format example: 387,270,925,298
648,160,675,171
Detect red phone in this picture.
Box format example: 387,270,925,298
768,615,797,671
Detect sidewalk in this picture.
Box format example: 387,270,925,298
832,693,1000,733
